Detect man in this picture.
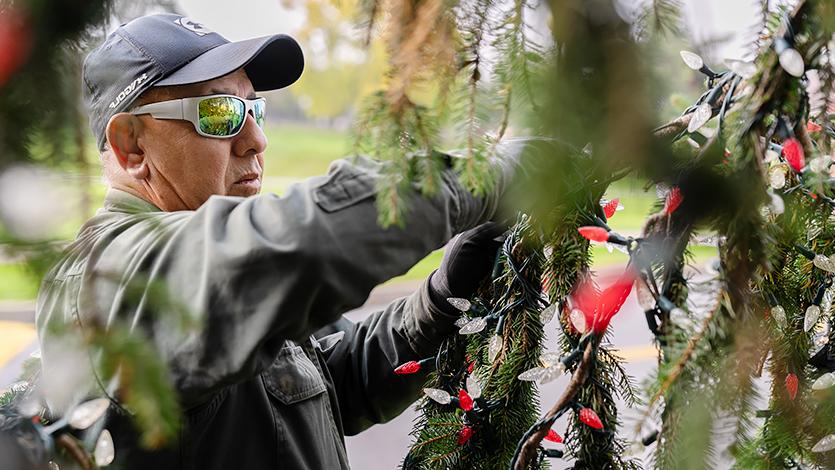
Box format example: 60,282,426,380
35,13,525,469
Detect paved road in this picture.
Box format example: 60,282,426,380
0,278,660,469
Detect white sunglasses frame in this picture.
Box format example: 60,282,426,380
130,94,266,138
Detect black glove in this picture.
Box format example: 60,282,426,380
429,222,507,314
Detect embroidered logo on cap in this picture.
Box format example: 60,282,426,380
108,73,149,109
174,17,212,36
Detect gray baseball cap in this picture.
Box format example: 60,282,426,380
83,14,304,150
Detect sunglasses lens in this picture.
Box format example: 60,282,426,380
253,99,266,128
198,96,245,136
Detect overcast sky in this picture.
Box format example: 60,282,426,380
178,0,765,60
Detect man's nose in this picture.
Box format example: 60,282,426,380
232,112,267,157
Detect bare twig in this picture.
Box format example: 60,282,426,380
652,113,693,139
56,433,95,470
632,290,725,435
652,78,739,141
512,340,594,470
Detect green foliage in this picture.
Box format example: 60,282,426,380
0,263,40,300
90,324,181,449
352,0,550,227
404,218,546,469
549,212,639,470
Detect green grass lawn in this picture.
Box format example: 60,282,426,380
0,264,40,301
0,126,713,300
262,124,354,178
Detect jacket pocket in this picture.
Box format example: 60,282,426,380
262,344,327,404
312,158,377,213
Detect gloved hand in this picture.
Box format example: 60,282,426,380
492,137,575,225
428,222,507,314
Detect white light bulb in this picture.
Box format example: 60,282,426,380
94,429,115,466
822,288,834,318
771,305,787,328
459,316,487,335
540,304,557,324
541,352,561,367
488,334,502,363
769,191,785,216
805,305,821,332
779,47,805,77
808,221,823,241
768,165,786,189
812,434,835,453
814,255,835,273
636,281,655,310
680,50,704,70
423,388,452,404
569,309,587,334
687,103,712,133
538,363,567,385
68,398,110,430
0,165,77,240
17,397,40,418
446,297,472,312
812,372,835,391
466,375,482,399
518,366,545,382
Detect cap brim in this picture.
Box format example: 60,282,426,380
155,34,304,91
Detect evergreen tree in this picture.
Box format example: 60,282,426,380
357,0,835,467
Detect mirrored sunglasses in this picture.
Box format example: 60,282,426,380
130,94,266,138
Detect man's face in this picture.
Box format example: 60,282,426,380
133,68,267,211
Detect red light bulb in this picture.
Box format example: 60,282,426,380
592,273,636,333
0,8,33,87
664,187,683,215
786,373,799,401
782,138,805,172
458,389,474,411
457,425,474,445
579,407,604,430
545,429,563,443
394,361,421,375
603,198,620,219
578,226,609,243
807,121,823,133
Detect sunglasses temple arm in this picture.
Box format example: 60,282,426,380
130,99,186,120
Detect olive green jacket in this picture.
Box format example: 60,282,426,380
35,153,509,469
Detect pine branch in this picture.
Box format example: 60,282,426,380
637,290,723,429
511,340,594,470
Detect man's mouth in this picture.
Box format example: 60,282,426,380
235,173,260,185
233,173,262,192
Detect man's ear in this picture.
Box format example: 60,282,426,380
105,113,149,180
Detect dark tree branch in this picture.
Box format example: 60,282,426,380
512,340,594,470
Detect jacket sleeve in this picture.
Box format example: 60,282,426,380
314,276,459,436
80,154,510,406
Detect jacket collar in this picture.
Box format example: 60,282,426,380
102,188,162,214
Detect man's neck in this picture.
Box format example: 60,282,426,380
109,181,159,210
